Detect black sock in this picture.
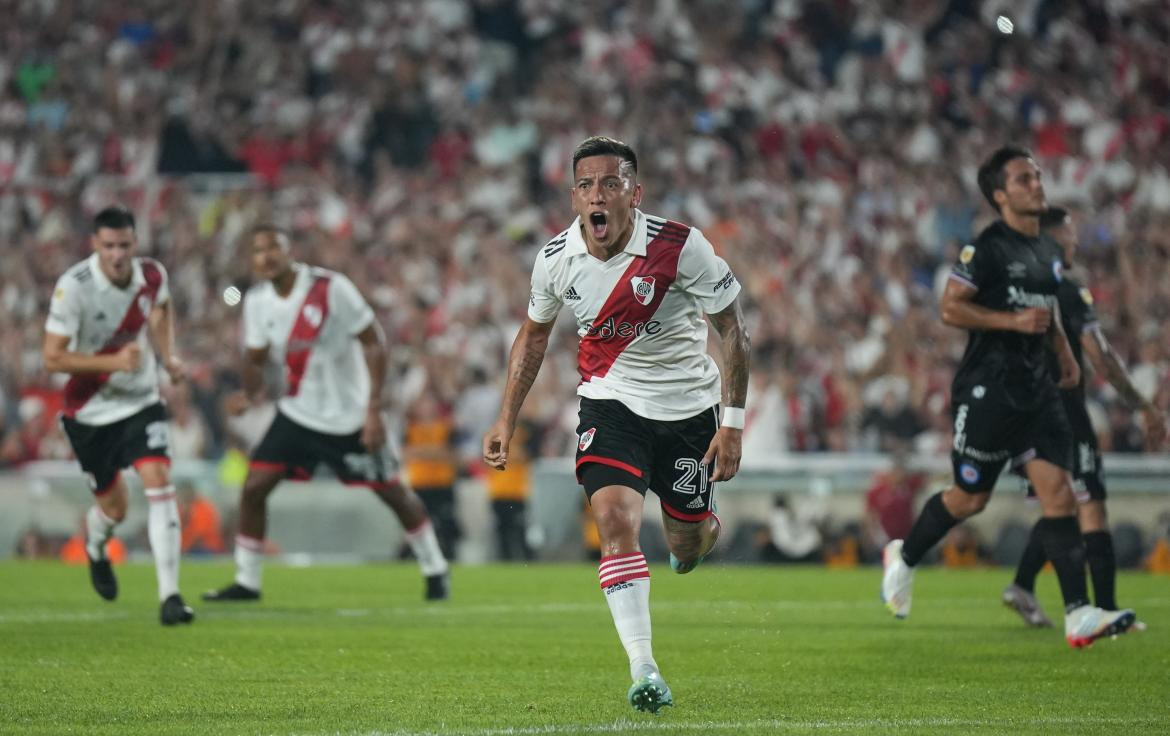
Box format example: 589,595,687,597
1083,530,1117,610
1012,519,1048,592
901,492,959,567
1037,516,1090,612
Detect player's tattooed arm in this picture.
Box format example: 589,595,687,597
484,318,556,469
708,299,750,408
1082,327,1167,447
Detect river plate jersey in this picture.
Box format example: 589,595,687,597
948,220,1067,410
45,254,171,425
242,263,375,435
528,209,741,421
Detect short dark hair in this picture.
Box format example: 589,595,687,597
572,136,637,177
250,223,289,241
976,146,1034,211
1039,207,1069,231
92,205,136,233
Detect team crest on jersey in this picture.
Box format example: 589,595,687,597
959,463,980,484
137,294,151,316
302,304,323,328
1079,287,1093,305
959,245,975,264
630,276,655,306
579,427,596,451
1052,260,1063,282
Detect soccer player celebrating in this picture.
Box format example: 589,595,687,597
203,226,449,603
483,136,750,711
44,205,194,626
1003,207,1166,627
880,147,1136,647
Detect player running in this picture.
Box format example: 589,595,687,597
202,226,449,603
483,136,750,711
1003,206,1166,628
44,205,194,626
880,147,1136,648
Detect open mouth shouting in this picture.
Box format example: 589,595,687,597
589,211,609,241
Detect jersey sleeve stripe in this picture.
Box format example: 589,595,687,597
948,272,977,290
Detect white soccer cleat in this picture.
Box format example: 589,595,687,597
1064,605,1136,649
1002,583,1054,628
881,540,914,619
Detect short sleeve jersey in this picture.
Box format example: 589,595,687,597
948,220,1066,409
529,209,741,421
45,254,171,425
242,263,375,435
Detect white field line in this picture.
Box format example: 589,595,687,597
286,715,1166,736
3,595,1169,624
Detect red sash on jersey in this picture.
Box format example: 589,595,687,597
284,275,331,397
577,221,689,382
64,261,164,418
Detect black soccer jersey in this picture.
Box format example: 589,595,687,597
948,220,1067,410
1050,276,1099,405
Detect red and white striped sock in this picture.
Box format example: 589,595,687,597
599,552,657,680
234,534,264,591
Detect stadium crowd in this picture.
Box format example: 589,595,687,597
1,0,1168,474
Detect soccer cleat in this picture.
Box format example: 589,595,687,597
87,554,118,601
1002,583,1054,628
201,583,261,602
1127,619,1148,634
425,573,449,601
1064,605,1135,648
627,671,673,713
160,594,195,626
881,540,914,619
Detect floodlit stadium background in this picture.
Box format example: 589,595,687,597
1,1,1169,568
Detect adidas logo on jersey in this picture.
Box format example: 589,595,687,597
563,286,582,301
685,496,707,510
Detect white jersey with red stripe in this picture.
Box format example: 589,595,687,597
528,209,741,421
45,254,171,426
242,263,375,435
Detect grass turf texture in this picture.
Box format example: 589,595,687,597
0,562,1166,735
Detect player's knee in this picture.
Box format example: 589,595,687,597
945,487,989,518
592,504,638,541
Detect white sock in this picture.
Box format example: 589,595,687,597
599,552,657,681
85,505,118,560
234,534,264,591
145,486,181,601
405,520,449,577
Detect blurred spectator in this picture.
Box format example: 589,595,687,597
403,391,460,560
761,493,825,564
1,0,1168,472
178,481,225,555
485,419,535,561
940,526,989,568
862,452,927,561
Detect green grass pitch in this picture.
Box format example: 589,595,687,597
0,561,1166,735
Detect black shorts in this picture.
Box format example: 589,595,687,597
61,402,171,495
950,384,1073,494
1027,399,1105,503
251,411,401,488
575,398,719,522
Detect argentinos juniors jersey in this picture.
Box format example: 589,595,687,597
242,263,375,435
45,254,171,425
528,209,741,421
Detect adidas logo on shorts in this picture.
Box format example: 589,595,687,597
685,496,707,510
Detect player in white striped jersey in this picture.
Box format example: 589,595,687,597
483,137,751,712
43,205,194,625
202,226,449,603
